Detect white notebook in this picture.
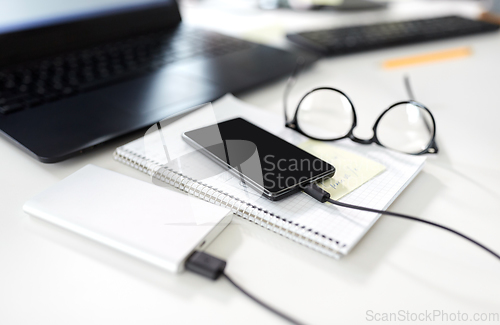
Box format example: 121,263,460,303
114,94,426,258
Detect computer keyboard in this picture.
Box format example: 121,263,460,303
287,16,499,55
0,28,253,115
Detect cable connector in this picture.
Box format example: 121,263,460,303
185,251,226,280
301,182,330,203
186,251,304,324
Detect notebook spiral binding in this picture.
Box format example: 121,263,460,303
114,147,345,258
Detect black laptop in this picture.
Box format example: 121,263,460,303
0,0,303,162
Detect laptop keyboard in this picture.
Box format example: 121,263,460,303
287,16,499,55
0,28,254,115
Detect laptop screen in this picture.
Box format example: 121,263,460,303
0,0,171,34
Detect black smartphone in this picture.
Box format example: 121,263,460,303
182,118,335,201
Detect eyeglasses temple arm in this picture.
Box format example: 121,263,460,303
284,57,305,123
404,75,416,101
404,75,439,154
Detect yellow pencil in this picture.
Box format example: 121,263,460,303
383,47,472,69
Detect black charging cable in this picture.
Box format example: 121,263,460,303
185,251,304,325
302,183,500,261
185,184,499,325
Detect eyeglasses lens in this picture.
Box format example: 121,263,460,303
376,103,434,154
296,89,354,140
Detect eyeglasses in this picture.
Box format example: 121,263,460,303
284,61,438,155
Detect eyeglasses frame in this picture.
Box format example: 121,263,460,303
283,62,439,155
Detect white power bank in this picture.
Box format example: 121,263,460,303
23,165,232,273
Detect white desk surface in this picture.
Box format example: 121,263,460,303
1,2,499,324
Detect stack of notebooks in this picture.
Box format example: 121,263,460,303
114,95,426,258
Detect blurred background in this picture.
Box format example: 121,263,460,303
1,0,498,47
182,0,499,52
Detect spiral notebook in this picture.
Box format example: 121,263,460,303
114,94,426,258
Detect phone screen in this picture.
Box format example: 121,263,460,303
183,118,335,200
